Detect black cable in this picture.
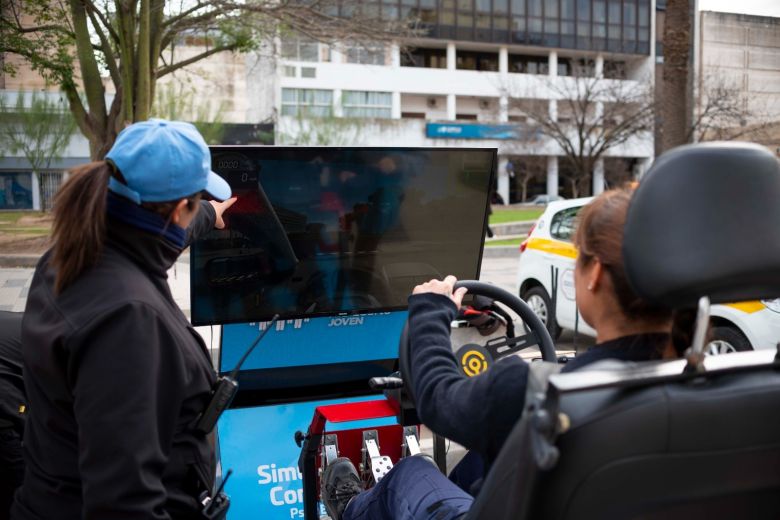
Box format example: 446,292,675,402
229,314,279,380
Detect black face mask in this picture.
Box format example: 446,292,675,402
106,192,189,274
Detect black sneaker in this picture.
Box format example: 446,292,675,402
322,457,362,520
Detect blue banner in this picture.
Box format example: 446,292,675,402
218,397,397,519
426,123,537,140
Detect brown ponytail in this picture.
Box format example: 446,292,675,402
51,162,111,294
573,187,672,326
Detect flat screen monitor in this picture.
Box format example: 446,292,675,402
191,147,496,326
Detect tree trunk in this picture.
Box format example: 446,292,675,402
661,0,694,152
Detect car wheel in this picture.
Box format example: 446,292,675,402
522,286,562,341
707,326,752,355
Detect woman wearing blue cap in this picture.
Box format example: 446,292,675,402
12,120,235,520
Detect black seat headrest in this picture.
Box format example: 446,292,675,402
623,142,780,308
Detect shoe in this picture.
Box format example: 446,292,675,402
322,457,362,520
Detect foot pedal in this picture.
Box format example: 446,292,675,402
321,434,339,470
361,430,393,484
402,426,421,457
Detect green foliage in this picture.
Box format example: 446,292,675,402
4,0,413,158
489,208,544,224
0,0,76,88
151,82,227,144
0,91,76,172
277,112,363,145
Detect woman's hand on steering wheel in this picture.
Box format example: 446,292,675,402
412,275,469,308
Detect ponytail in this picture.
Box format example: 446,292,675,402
51,162,111,294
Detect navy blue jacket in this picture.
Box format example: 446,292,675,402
408,293,669,464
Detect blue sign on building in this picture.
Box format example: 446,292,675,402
426,123,538,140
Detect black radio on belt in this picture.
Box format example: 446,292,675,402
192,314,279,435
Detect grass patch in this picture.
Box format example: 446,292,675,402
0,211,47,224
0,211,52,241
3,227,51,236
485,237,523,247
489,208,543,224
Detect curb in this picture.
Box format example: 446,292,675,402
491,221,534,237
0,255,41,268
482,246,520,259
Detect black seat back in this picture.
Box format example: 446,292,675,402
470,357,780,520
467,143,780,519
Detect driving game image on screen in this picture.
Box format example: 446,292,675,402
191,147,495,325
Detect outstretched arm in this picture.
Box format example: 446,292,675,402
185,197,237,245
408,277,530,459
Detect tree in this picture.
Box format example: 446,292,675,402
1,0,417,159
690,71,774,143
277,112,363,146
511,156,546,203
506,72,654,198
0,90,76,210
659,0,694,152
151,81,227,144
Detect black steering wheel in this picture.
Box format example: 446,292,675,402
398,280,557,404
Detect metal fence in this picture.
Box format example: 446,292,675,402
39,171,64,211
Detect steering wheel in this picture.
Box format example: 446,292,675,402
398,280,557,404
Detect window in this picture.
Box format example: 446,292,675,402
283,65,296,77
604,60,626,79
346,45,386,65
281,88,333,117
281,37,319,62
456,51,499,71
401,48,447,68
0,173,34,210
509,54,549,74
301,67,316,78
594,0,606,23
342,91,392,118
550,207,580,242
577,0,590,21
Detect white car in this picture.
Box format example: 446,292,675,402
517,197,780,354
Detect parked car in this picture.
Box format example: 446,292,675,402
517,197,780,353
527,194,565,205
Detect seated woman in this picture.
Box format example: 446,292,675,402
321,187,686,520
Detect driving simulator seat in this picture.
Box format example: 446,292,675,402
467,142,780,520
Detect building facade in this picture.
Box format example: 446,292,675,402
697,11,780,149
254,0,657,203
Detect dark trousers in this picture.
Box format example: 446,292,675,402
0,428,24,517
344,456,472,520
447,451,485,496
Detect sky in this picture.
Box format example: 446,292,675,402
699,0,780,17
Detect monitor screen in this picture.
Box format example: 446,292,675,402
191,147,495,326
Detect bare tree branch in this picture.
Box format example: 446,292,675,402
505,70,653,196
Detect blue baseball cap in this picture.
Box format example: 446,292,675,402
106,119,231,204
